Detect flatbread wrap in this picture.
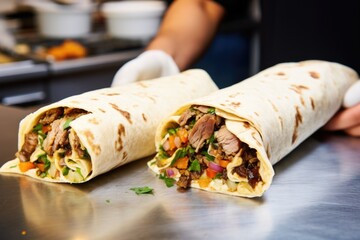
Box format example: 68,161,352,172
0,70,218,183
148,60,358,197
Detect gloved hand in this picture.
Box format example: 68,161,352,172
343,81,360,108
111,50,179,87
323,80,360,136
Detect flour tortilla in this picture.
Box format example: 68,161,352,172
0,69,218,183
148,60,358,197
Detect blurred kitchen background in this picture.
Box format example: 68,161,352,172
0,0,358,107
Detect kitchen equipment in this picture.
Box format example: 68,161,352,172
32,1,93,38
101,1,166,41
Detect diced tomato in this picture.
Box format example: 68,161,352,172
36,163,46,172
168,135,177,150
206,168,218,178
198,177,211,188
219,159,230,168
19,162,36,172
42,125,52,134
176,128,188,143
174,156,189,169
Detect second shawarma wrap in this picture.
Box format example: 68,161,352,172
0,70,218,183
148,60,358,197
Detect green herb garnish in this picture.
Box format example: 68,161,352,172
159,173,176,187
167,128,177,135
39,172,47,178
170,148,187,166
62,166,70,176
207,133,215,145
158,145,170,160
32,124,43,132
82,149,90,160
130,186,154,195
214,173,222,179
76,167,84,180
201,150,215,161
207,107,216,114
38,154,50,171
63,118,73,130
188,159,201,172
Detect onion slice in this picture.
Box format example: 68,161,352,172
208,161,224,173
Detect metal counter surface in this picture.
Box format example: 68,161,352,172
0,105,359,240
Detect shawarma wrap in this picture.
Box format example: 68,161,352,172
0,70,218,183
148,60,358,197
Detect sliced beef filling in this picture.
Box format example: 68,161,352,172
16,107,88,176
160,105,262,190
16,132,38,162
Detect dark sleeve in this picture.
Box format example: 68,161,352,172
163,0,251,21
213,0,251,21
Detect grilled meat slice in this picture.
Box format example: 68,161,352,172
216,126,241,155
188,114,216,152
39,108,63,125
16,132,38,162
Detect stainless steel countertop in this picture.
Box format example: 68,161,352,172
1,105,359,240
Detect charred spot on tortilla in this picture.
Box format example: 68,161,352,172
229,92,241,98
254,112,260,117
109,103,133,124
310,97,315,110
123,151,128,160
135,93,157,103
277,72,285,76
292,106,303,144
298,96,305,107
142,113,148,122
278,116,284,130
295,106,303,127
269,100,279,112
154,104,265,190
136,82,149,88
83,130,101,155
88,118,100,125
98,108,106,113
115,124,125,152
251,132,262,147
229,102,241,108
90,98,98,101
103,93,120,96
309,71,320,79
290,84,310,95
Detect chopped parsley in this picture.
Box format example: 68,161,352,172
159,173,176,187
188,159,201,172
207,107,216,114
130,186,154,195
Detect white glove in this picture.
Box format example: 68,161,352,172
111,50,180,87
343,81,360,108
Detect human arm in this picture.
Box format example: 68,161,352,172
146,0,225,71
111,0,225,86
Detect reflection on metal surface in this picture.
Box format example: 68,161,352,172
1,133,360,239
